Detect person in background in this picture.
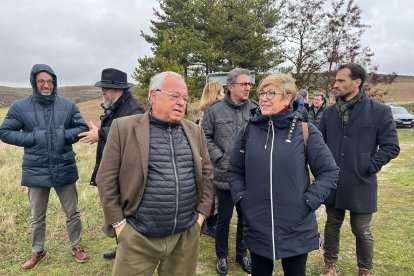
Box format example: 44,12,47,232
96,71,213,275
78,68,144,260
328,89,337,105
0,64,89,270
197,81,224,238
319,63,400,276
201,68,257,275
228,73,338,276
198,81,225,125
308,91,326,130
293,88,310,122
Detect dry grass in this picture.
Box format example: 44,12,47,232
372,76,414,104
77,100,104,127
0,108,413,275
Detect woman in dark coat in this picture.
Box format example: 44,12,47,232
228,73,339,276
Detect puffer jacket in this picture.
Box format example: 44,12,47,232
228,109,339,260
0,64,88,187
201,92,258,190
128,115,198,237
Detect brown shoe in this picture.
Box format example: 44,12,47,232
72,244,89,263
320,261,337,276
22,250,47,270
359,268,373,276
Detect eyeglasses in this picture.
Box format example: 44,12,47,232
230,82,252,88
257,90,284,100
155,89,191,104
36,79,54,86
101,88,117,92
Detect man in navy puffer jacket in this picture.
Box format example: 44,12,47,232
0,64,89,270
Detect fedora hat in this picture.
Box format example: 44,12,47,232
95,68,134,89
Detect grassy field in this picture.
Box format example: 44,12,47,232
0,105,413,275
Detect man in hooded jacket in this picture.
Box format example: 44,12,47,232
0,64,89,270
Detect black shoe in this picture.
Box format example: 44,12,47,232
216,258,228,275
236,255,252,273
203,226,216,238
103,248,116,260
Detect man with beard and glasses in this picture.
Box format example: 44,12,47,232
319,63,400,276
78,68,144,259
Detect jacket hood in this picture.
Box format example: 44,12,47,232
30,64,58,98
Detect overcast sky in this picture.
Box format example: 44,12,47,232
0,0,412,87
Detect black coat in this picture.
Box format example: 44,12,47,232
228,109,339,260
90,91,144,185
319,92,400,213
0,64,88,187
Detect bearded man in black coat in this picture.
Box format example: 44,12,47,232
319,63,400,276
78,68,144,259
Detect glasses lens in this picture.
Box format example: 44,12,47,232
37,80,53,85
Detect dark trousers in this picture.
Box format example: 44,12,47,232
251,251,308,276
323,205,374,269
215,188,247,258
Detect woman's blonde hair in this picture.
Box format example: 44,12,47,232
199,81,224,111
257,73,297,105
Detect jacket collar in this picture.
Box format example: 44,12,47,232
224,91,249,109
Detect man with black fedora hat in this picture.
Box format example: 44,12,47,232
79,68,144,259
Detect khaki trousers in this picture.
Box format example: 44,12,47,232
113,222,201,276
28,183,82,253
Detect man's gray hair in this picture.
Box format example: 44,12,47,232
226,68,250,85
297,89,308,98
148,71,184,106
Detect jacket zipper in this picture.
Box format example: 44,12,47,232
168,125,179,235
269,120,276,260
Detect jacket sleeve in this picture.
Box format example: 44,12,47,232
304,123,339,210
201,105,223,163
0,103,34,147
227,129,246,205
64,104,89,144
369,106,400,174
196,127,214,217
96,120,125,237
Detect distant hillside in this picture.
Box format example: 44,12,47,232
1,75,413,109
371,75,414,105
0,85,101,108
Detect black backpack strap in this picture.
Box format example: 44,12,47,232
286,111,309,152
239,120,251,154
